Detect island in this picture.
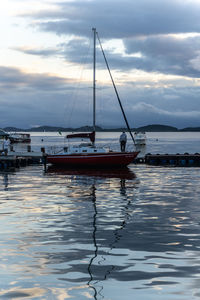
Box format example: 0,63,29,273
2,124,200,132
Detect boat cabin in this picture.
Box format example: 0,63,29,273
65,143,107,154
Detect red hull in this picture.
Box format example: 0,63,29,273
47,151,139,167
10,138,31,144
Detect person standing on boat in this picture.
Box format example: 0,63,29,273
119,131,127,152
2,136,10,155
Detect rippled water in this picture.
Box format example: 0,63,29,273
1,133,200,299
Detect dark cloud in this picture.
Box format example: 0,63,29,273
18,0,200,78
0,66,84,128
124,35,200,77
48,34,200,78
0,66,69,92
0,66,200,129
59,38,93,65
13,46,59,57
26,0,200,38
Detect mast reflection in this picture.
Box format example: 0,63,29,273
87,184,98,300
47,166,137,299
1,172,9,191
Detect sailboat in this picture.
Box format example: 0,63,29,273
47,28,139,168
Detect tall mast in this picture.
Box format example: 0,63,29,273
92,28,96,140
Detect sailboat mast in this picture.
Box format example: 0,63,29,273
92,28,96,138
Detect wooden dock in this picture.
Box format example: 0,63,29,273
0,151,43,170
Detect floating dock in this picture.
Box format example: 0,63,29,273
144,153,200,167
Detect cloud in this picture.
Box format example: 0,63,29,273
133,102,200,118
13,46,59,57
1,65,200,129
17,0,200,79
0,66,79,128
0,66,69,92
2,0,200,129
25,0,200,38
123,35,200,77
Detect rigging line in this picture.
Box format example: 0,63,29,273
62,39,92,129
96,31,136,146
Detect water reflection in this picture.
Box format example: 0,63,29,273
135,144,146,157
47,165,136,180
2,164,200,299
46,166,138,299
87,184,98,299
1,172,9,190
0,287,46,299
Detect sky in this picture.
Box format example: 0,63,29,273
1,0,200,129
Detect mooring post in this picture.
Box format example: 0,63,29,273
41,147,47,172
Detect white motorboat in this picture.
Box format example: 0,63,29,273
134,132,146,145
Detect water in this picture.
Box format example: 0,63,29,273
0,132,200,299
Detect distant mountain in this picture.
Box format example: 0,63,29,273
73,125,103,132
3,124,200,132
135,124,178,132
180,127,200,132
3,127,24,132
28,126,68,132
27,124,178,132
27,125,104,132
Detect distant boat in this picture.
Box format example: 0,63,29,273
0,129,9,139
9,133,31,143
134,132,146,145
47,28,139,168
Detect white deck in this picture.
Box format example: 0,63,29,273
49,143,108,155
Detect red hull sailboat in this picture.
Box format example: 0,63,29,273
47,29,139,168
47,151,138,167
